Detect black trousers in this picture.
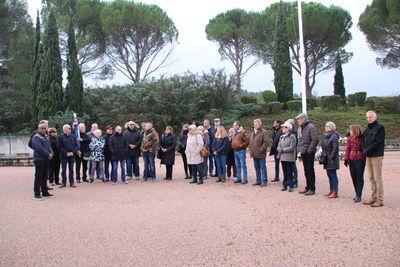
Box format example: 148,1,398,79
34,160,49,197
189,164,203,182
281,161,295,188
349,160,365,198
166,164,173,179
75,155,88,181
181,152,192,177
301,152,316,191
48,157,60,184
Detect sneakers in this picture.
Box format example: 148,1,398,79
89,179,94,184
34,196,43,201
122,181,128,184
288,187,294,192
127,176,133,181
112,181,117,185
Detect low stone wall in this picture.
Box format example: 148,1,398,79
0,134,32,156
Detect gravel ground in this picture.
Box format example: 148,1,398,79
0,152,399,266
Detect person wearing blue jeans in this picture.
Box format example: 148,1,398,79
249,119,269,187
269,120,282,182
140,123,159,182
58,124,79,188
109,126,129,184
322,121,340,198
231,122,249,184
103,126,114,181
213,126,229,183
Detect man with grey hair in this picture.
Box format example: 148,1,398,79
28,120,49,149
141,122,159,182
31,123,54,200
58,124,79,188
296,113,319,196
363,110,385,207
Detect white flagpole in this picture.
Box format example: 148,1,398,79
297,0,307,114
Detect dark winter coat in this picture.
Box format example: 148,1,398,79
109,132,128,161
49,135,60,160
344,136,366,161
32,133,53,161
178,130,189,154
213,137,229,156
226,138,235,164
363,121,385,157
123,128,142,157
322,131,340,170
103,134,113,160
79,132,91,158
208,127,217,151
270,128,283,156
297,121,319,154
57,134,78,160
159,133,177,165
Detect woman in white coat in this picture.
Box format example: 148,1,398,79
185,124,204,185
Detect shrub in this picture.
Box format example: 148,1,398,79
349,92,367,107
266,101,284,114
307,98,317,109
366,96,400,114
286,100,302,112
241,95,258,104
262,90,278,104
321,95,342,111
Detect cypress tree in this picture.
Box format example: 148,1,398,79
36,8,64,120
273,3,293,104
31,10,41,125
66,0,83,114
333,54,346,104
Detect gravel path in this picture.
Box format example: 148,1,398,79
1,152,399,266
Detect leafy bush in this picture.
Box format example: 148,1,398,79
241,95,258,104
286,100,302,112
365,96,400,114
262,90,278,104
321,95,342,111
266,101,284,114
307,98,317,109
349,92,367,107
47,111,89,132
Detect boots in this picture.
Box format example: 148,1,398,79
363,199,376,205
216,177,222,182
324,191,333,197
371,200,383,207
327,191,338,198
221,177,226,183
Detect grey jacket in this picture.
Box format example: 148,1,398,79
277,133,296,162
297,121,319,154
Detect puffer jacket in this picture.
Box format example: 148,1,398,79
89,136,105,161
231,128,249,151
123,128,142,157
322,131,340,170
277,133,296,162
185,133,204,165
109,132,128,161
297,120,319,154
344,137,366,161
141,128,159,153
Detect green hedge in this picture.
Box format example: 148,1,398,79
321,95,342,111
365,96,400,114
241,95,258,104
286,100,302,112
262,90,278,104
348,92,367,107
266,101,284,114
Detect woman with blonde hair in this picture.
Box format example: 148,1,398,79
344,124,366,203
213,126,229,182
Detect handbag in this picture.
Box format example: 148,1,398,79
200,147,209,158
319,151,327,165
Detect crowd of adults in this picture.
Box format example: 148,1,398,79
30,111,386,207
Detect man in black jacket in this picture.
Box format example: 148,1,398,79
58,124,79,188
110,126,129,184
270,120,282,182
123,121,142,180
363,110,385,207
75,123,91,183
103,126,114,182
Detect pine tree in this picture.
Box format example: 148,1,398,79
333,54,346,104
31,11,41,125
36,8,64,120
273,3,293,104
66,0,83,115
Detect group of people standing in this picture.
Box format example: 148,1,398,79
30,110,386,207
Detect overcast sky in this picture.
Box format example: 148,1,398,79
27,0,399,97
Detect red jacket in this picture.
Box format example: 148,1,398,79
344,137,366,161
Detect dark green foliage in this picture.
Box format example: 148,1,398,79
241,96,258,105
286,100,302,112
348,92,367,107
37,9,64,120
365,96,400,114
266,101,284,114
333,54,346,104
307,98,317,109
31,11,41,125
359,0,400,68
273,3,293,103
321,95,342,111
66,0,84,115
262,90,278,104
47,111,89,133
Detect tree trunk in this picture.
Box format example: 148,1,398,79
305,77,312,99
134,62,141,84
235,68,241,102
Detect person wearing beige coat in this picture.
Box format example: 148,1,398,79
185,125,204,184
